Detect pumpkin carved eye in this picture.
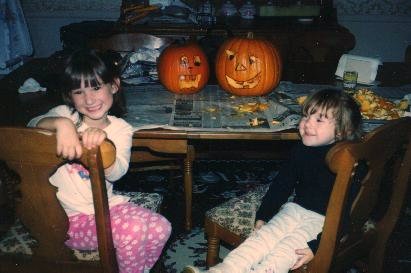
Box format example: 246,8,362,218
194,56,201,66
180,56,189,67
249,56,257,65
225,49,235,60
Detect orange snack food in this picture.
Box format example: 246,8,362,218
353,89,404,120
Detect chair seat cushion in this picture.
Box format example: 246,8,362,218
206,184,269,238
112,190,163,211
0,191,162,261
205,184,377,241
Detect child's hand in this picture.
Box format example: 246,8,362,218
254,220,266,231
81,128,114,174
291,248,314,270
55,118,82,160
80,128,107,150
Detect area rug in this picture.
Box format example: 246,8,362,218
114,159,279,273
163,227,230,273
115,159,280,234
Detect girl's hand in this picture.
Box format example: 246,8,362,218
291,248,314,270
80,128,107,150
55,118,82,160
254,220,266,231
81,128,115,174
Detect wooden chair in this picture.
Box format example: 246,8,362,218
204,117,411,273
0,127,163,273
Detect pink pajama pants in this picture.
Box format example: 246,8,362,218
211,202,324,273
65,203,172,273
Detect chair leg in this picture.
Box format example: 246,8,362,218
150,257,166,273
368,238,388,273
183,145,194,231
206,235,221,267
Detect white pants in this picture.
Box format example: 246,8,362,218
211,203,325,273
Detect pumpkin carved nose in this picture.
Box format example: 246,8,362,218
236,63,247,71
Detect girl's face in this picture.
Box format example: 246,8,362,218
299,107,336,147
70,77,118,128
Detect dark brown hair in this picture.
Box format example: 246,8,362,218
302,88,362,141
61,49,126,117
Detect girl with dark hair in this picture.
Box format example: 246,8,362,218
28,49,171,273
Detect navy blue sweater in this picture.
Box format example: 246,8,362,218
256,142,341,253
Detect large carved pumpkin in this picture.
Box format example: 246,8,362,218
215,32,282,96
157,42,209,94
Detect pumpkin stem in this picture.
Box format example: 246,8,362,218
246,32,254,39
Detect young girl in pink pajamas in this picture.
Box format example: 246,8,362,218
28,49,171,273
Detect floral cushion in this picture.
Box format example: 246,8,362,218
206,184,270,239
112,191,163,211
0,191,163,261
206,184,377,242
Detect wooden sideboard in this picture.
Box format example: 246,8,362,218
60,15,355,84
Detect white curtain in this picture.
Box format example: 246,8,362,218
0,0,33,73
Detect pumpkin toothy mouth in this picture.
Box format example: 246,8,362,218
179,74,202,89
225,73,261,89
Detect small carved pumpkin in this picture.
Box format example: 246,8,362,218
215,32,282,96
158,42,209,94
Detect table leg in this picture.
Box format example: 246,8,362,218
184,145,195,231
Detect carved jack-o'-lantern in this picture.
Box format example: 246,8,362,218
215,32,282,96
157,42,209,94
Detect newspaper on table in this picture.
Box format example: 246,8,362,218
124,82,411,133
124,84,301,132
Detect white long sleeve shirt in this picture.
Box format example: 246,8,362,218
28,105,133,216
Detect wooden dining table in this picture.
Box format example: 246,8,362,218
117,81,411,233
123,83,302,230
1,56,410,231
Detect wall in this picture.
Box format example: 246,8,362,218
335,0,411,62
20,0,120,57
21,0,411,62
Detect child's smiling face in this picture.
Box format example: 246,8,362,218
299,107,336,147
70,77,118,127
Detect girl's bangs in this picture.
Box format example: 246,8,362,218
68,69,102,90
303,97,338,117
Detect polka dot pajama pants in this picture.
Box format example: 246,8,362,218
65,203,172,273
